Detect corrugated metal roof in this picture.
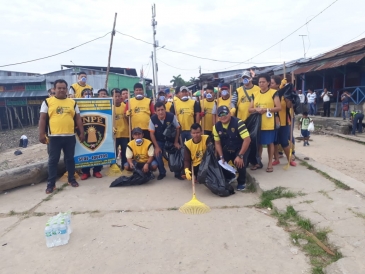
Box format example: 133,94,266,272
313,52,365,70
0,90,48,98
314,37,365,61
62,65,138,76
0,75,45,84
294,64,321,74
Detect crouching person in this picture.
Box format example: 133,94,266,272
214,106,251,191
125,127,158,173
183,123,211,181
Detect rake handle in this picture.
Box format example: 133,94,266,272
191,164,195,195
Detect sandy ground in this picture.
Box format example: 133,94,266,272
293,129,365,184
0,143,48,171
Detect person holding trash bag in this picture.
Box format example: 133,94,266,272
124,127,158,173
183,123,211,181
149,101,182,180
213,106,251,191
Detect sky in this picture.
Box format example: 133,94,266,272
1,0,365,85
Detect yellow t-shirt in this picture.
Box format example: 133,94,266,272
46,97,76,135
165,101,172,112
126,138,153,163
200,99,215,131
129,97,151,130
278,96,290,126
174,99,196,131
70,83,93,98
236,85,260,122
217,97,231,109
184,135,209,167
115,103,129,138
253,89,278,130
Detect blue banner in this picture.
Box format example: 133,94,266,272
73,98,116,169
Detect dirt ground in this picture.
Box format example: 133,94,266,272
0,126,39,152
294,129,365,184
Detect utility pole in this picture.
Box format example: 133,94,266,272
151,52,156,95
105,13,117,89
151,4,159,94
299,35,307,59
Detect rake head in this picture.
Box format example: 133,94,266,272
106,164,123,176
179,194,211,215
283,149,293,170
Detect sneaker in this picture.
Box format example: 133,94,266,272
290,161,297,167
237,184,246,191
93,172,102,178
157,174,166,180
175,175,184,180
45,182,56,194
306,142,310,146
68,179,79,188
81,173,90,180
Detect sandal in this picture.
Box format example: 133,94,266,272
266,167,274,173
272,160,280,166
68,180,79,188
45,183,56,194
250,163,263,170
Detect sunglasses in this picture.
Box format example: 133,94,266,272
218,112,228,117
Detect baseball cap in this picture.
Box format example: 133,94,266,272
241,70,251,78
180,86,189,92
217,105,230,116
131,127,143,135
220,83,230,89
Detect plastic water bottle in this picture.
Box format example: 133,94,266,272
59,220,69,245
45,223,54,248
52,223,61,247
64,212,72,234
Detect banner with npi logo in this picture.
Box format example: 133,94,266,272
73,98,116,169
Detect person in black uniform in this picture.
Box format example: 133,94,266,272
213,106,251,191
149,101,182,180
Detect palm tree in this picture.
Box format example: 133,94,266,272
170,75,186,87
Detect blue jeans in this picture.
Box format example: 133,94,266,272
156,141,180,176
309,103,316,115
352,113,364,135
116,137,129,167
180,131,192,143
22,139,28,148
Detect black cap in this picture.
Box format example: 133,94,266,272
131,127,143,135
220,83,230,89
217,105,230,116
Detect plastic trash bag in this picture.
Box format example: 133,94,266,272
109,169,154,187
168,146,184,173
278,83,302,115
197,143,235,197
14,150,23,156
19,139,23,147
308,121,315,132
245,113,262,167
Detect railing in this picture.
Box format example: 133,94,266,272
334,86,365,117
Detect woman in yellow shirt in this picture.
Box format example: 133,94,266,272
249,74,281,172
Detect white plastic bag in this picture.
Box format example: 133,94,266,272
308,121,314,132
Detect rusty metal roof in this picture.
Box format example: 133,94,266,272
294,64,321,74
314,37,365,61
314,52,365,70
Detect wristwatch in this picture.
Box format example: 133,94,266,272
238,154,244,159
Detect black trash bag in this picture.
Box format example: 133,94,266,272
168,146,184,173
163,123,176,139
14,150,23,156
245,113,262,167
278,83,302,115
109,169,154,187
197,143,235,197
19,139,23,147
163,141,176,160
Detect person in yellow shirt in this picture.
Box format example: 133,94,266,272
213,106,251,191
39,79,84,194
125,127,158,173
248,74,281,173
200,86,217,136
232,71,260,122
157,90,172,112
216,83,232,109
170,86,201,142
125,83,155,140
270,76,296,168
183,123,211,181
97,88,109,97
111,88,130,168
69,71,93,98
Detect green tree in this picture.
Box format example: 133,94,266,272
170,75,186,87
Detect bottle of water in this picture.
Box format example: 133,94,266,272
45,223,54,248
52,222,61,247
64,212,72,234
59,220,69,245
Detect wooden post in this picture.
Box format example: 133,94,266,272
104,13,118,89
283,62,286,79
127,89,131,141
13,107,23,129
201,88,204,132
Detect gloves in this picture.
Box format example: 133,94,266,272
230,108,236,116
45,135,49,144
125,110,132,117
279,78,287,89
113,127,117,134
185,168,192,181
200,112,205,117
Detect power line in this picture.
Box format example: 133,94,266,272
0,32,111,68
